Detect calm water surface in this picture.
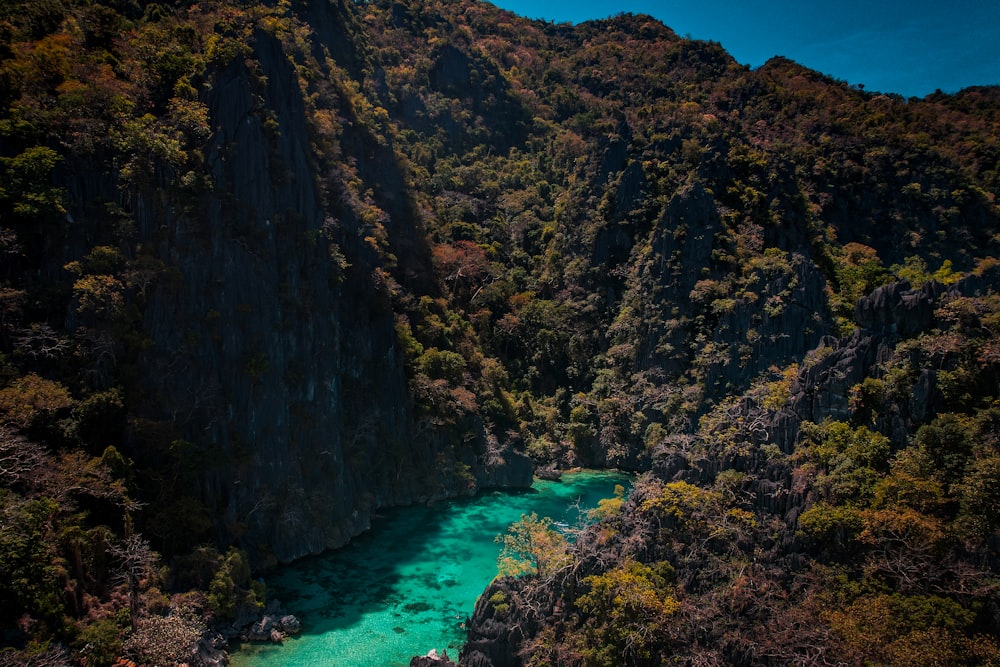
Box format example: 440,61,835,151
229,470,630,667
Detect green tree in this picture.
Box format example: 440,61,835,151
0,373,73,432
576,560,679,667
831,242,890,323
496,513,571,578
208,547,263,619
799,420,891,503
913,414,974,490
0,146,65,221
0,492,64,624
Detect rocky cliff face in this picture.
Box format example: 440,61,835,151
462,270,1000,667
112,0,998,562
120,24,529,565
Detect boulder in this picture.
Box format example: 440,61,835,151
410,648,457,667
278,614,302,635
477,447,533,489
195,634,228,667
247,616,274,642
535,467,562,481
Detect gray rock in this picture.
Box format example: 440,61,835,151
854,280,937,336
410,648,457,667
194,633,228,667
278,614,302,635
247,616,274,642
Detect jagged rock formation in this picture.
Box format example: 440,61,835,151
463,271,1000,666
410,649,458,667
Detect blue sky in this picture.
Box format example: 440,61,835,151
489,0,1000,98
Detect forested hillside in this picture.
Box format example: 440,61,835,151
0,0,998,664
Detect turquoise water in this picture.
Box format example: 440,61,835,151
229,470,629,667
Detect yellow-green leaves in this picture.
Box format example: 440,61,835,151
576,559,679,667
496,512,570,578
0,373,72,429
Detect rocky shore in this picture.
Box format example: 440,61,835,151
190,600,304,667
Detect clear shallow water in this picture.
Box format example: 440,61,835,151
229,470,629,667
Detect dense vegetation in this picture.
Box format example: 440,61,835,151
473,274,1000,665
0,0,998,664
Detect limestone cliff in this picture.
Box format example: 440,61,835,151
120,22,530,565
462,271,1000,667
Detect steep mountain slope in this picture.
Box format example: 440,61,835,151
466,269,1000,666
0,0,998,663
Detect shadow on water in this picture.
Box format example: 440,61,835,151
270,487,542,636
231,471,631,667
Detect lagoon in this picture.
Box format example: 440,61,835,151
229,470,630,667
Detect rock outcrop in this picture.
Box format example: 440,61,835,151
463,579,534,667
460,273,1000,667
410,649,458,667
853,280,938,336
221,599,302,645
776,274,998,450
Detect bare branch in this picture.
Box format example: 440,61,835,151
0,425,48,485
14,323,73,360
